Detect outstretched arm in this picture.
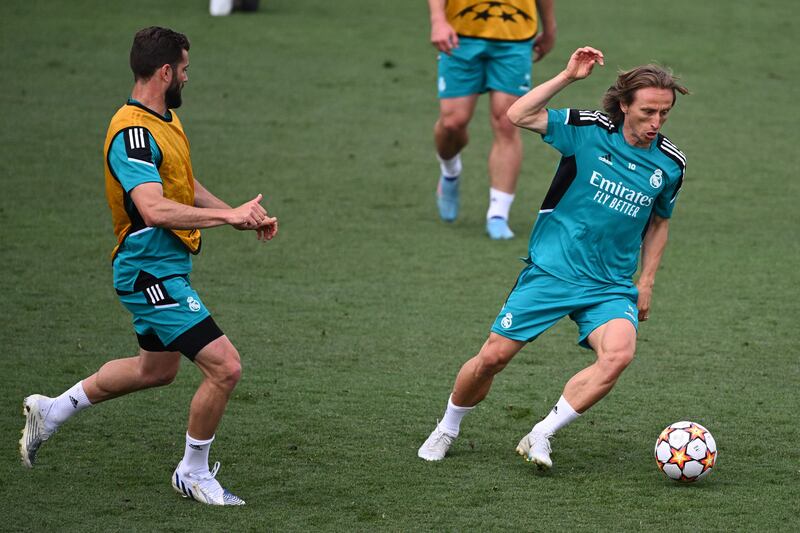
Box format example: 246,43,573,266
194,178,232,209
131,182,277,241
193,178,278,241
637,215,670,321
507,46,604,133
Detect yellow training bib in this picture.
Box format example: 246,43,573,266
446,0,538,41
103,103,201,258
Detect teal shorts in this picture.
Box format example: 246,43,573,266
437,36,533,98
118,275,218,356
490,263,639,349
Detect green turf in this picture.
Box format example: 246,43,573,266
1,0,798,530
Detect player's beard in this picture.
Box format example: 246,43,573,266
165,78,183,109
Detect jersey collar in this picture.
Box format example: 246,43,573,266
126,98,173,122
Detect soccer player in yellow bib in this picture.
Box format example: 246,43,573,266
429,0,556,239
20,27,278,506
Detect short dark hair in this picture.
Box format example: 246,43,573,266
129,26,190,81
602,65,689,125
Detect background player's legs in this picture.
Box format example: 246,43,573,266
434,95,478,160
486,91,522,239
434,95,479,222
487,91,522,195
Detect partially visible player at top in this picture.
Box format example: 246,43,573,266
429,0,557,239
419,46,689,467
19,27,278,505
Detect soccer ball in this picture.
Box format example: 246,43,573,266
654,421,717,482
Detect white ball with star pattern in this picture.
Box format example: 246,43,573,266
654,421,717,482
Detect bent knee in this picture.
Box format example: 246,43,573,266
598,349,635,377
476,355,506,375
215,350,242,389
491,112,519,135
196,337,243,389
229,359,243,385
142,368,178,388
475,343,517,374
439,112,470,133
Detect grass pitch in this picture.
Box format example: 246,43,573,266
1,0,798,531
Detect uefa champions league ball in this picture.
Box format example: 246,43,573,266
654,421,717,482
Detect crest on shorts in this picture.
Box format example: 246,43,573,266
187,297,201,312
500,312,513,329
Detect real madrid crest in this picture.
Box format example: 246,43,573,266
649,169,663,189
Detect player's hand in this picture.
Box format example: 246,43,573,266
231,193,268,229
533,29,555,62
431,19,459,54
563,46,604,81
636,283,652,322
254,215,278,242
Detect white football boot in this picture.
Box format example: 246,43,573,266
516,430,553,469
20,395,55,467
418,422,456,461
172,461,246,506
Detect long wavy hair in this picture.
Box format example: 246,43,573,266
602,65,689,125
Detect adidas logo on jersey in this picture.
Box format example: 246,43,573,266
598,153,613,166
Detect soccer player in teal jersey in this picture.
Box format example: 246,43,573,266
429,0,557,240
106,119,193,289
20,27,278,505
419,46,689,468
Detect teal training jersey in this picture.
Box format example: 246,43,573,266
528,108,686,286
107,102,192,292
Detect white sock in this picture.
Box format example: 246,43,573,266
209,0,233,16
437,153,462,178
439,395,474,436
44,380,92,433
181,433,215,474
487,187,515,221
532,395,580,435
